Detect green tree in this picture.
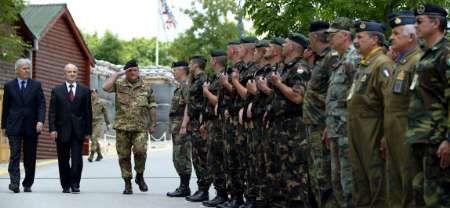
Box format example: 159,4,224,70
244,0,450,36
123,37,173,66
169,0,241,63
94,30,125,64
0,0,28,62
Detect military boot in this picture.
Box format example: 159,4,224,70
218,196,245,208
167,174,191,197
185,189,209,202
95,152,103,161
202,191,228,207
135,173,148,192
123,178,133,195
87,151,94,162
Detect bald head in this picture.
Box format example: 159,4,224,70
64,63,78,83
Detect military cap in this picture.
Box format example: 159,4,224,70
124,59,138,70
210,49,227,57
240,36,258,44
355,21,386,33
388,11,416,28
287,32,309,48
190,55,207,63
172,60,188,68
270,37,285,46
326,17,353,33
228,39,240,45
414,4,448,17
309,21,330,32
256,40,270,48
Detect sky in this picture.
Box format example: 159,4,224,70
28,0,195,41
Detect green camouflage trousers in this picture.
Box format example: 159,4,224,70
412,144,450,207
244,121,257,200
116,130,148,178
189,119,211,191
90,122,103,153
206,119,226,193
170,119,192,176
307,124,337,208
223,116,245,197
327,115,353,208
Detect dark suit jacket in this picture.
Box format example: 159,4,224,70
1,79,46,137
49,82,92,143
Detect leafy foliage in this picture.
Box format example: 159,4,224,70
0,0,29,63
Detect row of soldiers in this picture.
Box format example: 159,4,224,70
167,3,450,208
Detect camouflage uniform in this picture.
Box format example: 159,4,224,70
303,47,337,207
267,58,309,208
406,37,450,207
382,46,422,208
325,45,358,208
91,97,110,155
106,77,157,179
187,71,211,191
204,74,227,195
169,79,192,176
347,47,393,207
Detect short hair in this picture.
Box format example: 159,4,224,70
213,56,227,67
429,15,447,32
367,31,385,46
312,31,329,43
401,24,417,37
64,63,78,71
15,58,31,70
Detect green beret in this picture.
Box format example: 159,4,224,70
414,4,448,17
326,17,353,33
172,61,188,68
190,55,207,63
270,37,285,46
256,40,270,48
309,21,330,32
287,32,309,48
124,59,138,70
228,40,240,45
240,36,258,44
210,49,227,57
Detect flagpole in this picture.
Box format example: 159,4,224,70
155,0,160,66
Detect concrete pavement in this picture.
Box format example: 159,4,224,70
0,141,216,208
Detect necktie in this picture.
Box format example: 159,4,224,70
69,84,75,102
20,81,26,96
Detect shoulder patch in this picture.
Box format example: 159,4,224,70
382,68,390,78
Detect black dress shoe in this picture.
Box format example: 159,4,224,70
185,190,209,202
9,184,20,193
62,188,71,193
202,195,228,207
166,186,191,197
71,187,80,194
23,186,32,193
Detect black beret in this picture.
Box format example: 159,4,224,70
190,55,207,63
240,36,258,44
227,40,240,45
309,21,330,32
210,49,227,57
414,4,448,17
287,32,309,48
256,40,269,48
124,59,138,70
270,37,285,46
172,61,188,68
355,21,386,33
388,11,416,28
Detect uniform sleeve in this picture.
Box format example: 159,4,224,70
105,80,117,93
181,83,189,106
148,88,157,108
445,53,450,141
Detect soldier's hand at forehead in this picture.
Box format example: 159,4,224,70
117,68,131,76
437,140,450,169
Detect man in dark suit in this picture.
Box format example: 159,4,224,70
1,58,46,193
49,63,92,194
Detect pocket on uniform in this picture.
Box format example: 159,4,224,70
117,88,129,104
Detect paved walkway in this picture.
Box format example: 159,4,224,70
0,141,214,208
